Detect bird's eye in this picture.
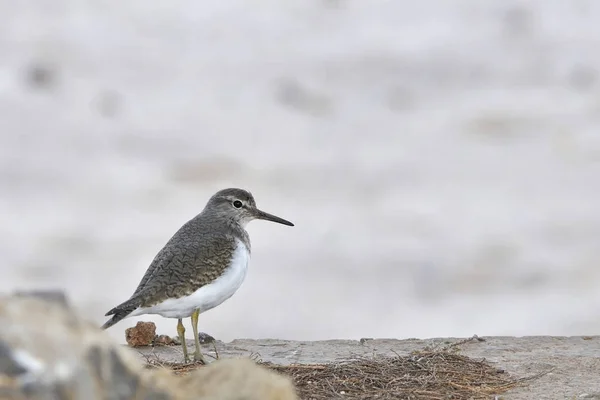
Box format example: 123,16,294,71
233,200,243,209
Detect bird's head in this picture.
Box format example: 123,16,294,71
205,188,294,228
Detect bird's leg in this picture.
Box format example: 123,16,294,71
177,318,190,363
190,309,206,364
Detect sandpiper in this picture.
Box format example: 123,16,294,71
101,188,294,363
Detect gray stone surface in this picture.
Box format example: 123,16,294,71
136,335,600,400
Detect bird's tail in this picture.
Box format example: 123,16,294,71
101,310,131,330
101,300,139,330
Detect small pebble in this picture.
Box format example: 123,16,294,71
153,334,177,346
198,332,216,344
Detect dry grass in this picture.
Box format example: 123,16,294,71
264,351,531,400
144,337,549,400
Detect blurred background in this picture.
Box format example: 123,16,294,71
1,0,600,345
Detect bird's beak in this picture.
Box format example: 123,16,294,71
254,208,294,226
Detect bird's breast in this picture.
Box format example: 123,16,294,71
194,239,250,309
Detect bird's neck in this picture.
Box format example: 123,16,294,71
192,212,252,253
228,220,251,253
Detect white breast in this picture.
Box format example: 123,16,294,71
130,239,250,319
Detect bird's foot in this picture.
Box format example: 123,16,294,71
193,350,207,365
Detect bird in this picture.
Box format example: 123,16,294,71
101,188,294,364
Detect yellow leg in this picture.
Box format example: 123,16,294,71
191,309,206,364
177,318,190,363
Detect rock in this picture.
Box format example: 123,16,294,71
12,290,69,307
178,358,298,400
125,322,156,347
197,332,215,344
0,291,299,400
0,292,170,400
153,335,177,346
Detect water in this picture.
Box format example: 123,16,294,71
1,0,600,344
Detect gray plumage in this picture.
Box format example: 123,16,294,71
101,188,293,331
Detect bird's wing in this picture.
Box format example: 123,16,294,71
129,218,203,298
123,231,237,310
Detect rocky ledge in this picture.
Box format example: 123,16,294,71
1,291,599,400
137,335,600,399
